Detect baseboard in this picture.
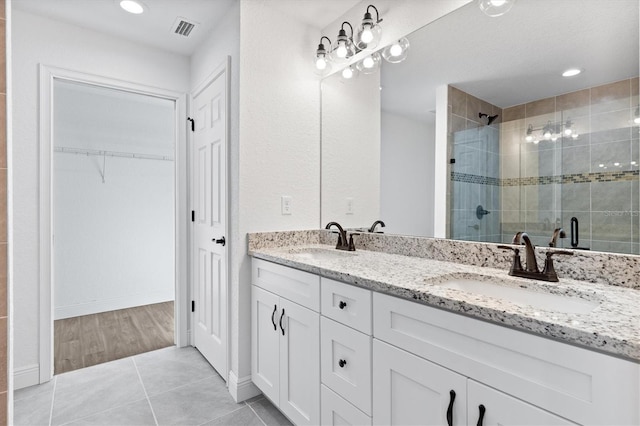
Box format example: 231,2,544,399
14,364,40,390
54,293,174,320
228,371,261,403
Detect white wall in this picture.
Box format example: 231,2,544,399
236,0,321,393
322,72,381,228
381,111,435,236
53,81,175,319
12,9,189,383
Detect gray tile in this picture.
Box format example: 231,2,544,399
561,146,590,175
560,182,590,212
150,376,243,426
64,399,156,426
591,212,633,242
204,406,264,426
134,346,219,396
13,387,53,426
591,240,633,254
51,358,146,425
14,379,55,402
591,181,632,212
591,140,631,172
250,397,293,426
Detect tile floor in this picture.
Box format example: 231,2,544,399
14,346,292,426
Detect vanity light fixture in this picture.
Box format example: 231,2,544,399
562,68,582,77
356,5,383,51
314,36,332,75
356,52,382,74
478,0,515,17
120,0,145,14
382,37,410,63
331,22,357,63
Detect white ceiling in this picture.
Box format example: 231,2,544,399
381,0,640,120
12,0,358,56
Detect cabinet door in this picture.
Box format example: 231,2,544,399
373,340,466,426
322,385,372,426
251,285,280,404
279,297,320,425
467,380,577,426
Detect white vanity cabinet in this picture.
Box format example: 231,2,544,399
251,259,320,426
374,292,639,425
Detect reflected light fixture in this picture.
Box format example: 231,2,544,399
562,68,582,77
356,5,383,51
478,0,515,17
382,37,410,63
356,52,382,74
120,0,145,14
341,65,359,81
331,22,356,63
525,120,578,143
314,36,332,75
634,107,640,125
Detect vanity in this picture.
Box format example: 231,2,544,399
249,232,640,426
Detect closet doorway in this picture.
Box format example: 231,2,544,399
51,78,177,374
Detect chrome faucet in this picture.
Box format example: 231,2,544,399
499,231,573,282
368,220,386,233
325,222,357,251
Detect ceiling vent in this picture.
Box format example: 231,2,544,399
171,17,197,37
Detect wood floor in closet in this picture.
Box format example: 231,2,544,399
54,301,174,375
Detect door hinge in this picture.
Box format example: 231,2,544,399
187,117,195,132
191,210,195,222
191,301,195,312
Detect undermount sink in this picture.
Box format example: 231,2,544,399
437,278,599,314
288,247,357,261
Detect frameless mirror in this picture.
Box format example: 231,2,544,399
320,0,640,254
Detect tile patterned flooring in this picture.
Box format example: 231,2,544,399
14,346,292,426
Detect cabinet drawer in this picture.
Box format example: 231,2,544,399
321,278,372,334
373,292,640,425
321,317,372,415
252,258,320,311
321,385,371,426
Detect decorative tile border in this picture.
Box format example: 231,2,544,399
452,170,639,187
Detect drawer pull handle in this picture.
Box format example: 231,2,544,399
338,359,347,368
476,404,486,426
271,305,277,331
339,301,347,309
279,309,286,336
446,390,456,426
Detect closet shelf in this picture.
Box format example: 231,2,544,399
54,146,174,162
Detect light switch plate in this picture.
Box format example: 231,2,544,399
281,196,292,215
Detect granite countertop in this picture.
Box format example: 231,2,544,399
250,244,640,362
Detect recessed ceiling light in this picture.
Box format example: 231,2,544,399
120,0,145,14
562,68,582,77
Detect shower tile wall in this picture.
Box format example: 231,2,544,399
501,77,639,254
448,86,502,242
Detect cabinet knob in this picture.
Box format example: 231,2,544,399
338,301,347,309
338,359,347,368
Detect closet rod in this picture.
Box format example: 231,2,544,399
54,146,174,162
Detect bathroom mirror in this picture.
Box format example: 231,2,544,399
320,0,640,254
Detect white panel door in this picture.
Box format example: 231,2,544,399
279,298,320,426
192,66,227,379
467,380,577,426
373,339,466,426
251,285,280,403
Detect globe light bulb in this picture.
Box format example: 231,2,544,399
362,56,375,69
342,67,354,79
361,26,374,44
316,57,327,70
336,43,348,58
525,135,533,142
390,43,403,57
564,128,572,136
490,0,507,6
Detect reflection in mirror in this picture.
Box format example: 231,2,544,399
321,0,639,255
